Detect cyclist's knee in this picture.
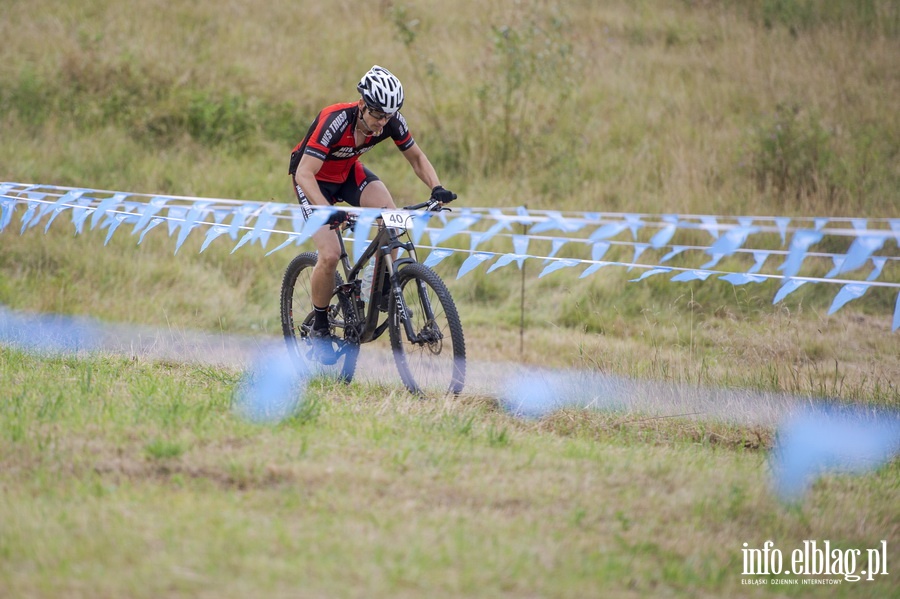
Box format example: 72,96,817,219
316,247,341,268
360,180,396,209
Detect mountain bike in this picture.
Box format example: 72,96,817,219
280,199,466,395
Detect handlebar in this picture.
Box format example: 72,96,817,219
402,198,451,212
333,198,451,231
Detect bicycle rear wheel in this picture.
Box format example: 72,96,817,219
388,263,465,395
280,252,359,382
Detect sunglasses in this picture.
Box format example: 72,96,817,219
366,107,395,121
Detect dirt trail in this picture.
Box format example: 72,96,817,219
2,308,803,427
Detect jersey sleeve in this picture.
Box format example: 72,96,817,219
390,112,416,151
305,107,352,160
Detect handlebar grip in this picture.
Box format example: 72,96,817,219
403,199,447,212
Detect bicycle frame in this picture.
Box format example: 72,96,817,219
332,210,427,345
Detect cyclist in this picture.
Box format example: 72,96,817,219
289,65,457,363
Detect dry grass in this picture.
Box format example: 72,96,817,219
1,350,897,597
1,3,898,595
1,0,897,214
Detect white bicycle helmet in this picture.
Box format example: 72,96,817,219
357,65,404,114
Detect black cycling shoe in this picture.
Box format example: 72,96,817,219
308,327,338,365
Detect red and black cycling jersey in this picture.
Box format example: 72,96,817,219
289,102,415,183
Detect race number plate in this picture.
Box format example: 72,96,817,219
382,210,413,232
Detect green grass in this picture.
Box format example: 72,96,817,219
1,347,897,598
1,0,898,215
1,0,899,596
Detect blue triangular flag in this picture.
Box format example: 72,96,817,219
249,203,282,249
138,218,165,244
19,202,39,235
430,216,479,245
265,234,301,257
103,214,130,245
867,257,887,282
779,230,824,278
649,216,678,248
720,273,766,286
487,253,528,273
174,201,213,254
629,243,648,270
411,210,433,246
579,263,609,278
42,190,86,233
588,222,627,241
699,216,719,239
228,202,262,240
230,231,254,254
836,234,886,276
423,249,454,268
701,253,724,269
671,270,713,282
353,211,377,263
828,283,869,315
30,190,78,230
512,234,529,256
456,253,493,279
200,225,230,253
90,193,126,230
531,211,583,234
538,259,580,278
749,250,769,274
545,238,568,261
774,279,808,304
591,242,611,262
130,196,169,236
708,225,759,257
660,245,688,263
825,255,845,279
774,217,791,245
629,267,672,282
0,198,15,233
291,208,334,248
70,198,95,234
167,206,188,236
477,219,512,247
624,214,643,240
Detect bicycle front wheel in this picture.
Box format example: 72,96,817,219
280,251,359,382
388,263,466,395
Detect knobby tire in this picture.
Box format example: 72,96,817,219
280,252,359,382
388,262,466,396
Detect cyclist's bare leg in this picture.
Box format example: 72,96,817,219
359,180,400,275
359,180,396,210
311,225,342,309
309,181,392,317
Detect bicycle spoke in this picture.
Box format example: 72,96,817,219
280,252,359,382
389,263,465,395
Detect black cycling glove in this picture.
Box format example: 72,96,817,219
325,209,350,229
430,185,457,204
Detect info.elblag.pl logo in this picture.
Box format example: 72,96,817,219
741,540,889,586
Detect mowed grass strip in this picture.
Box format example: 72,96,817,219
1,347,896,598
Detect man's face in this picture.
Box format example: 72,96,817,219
358,101,394,135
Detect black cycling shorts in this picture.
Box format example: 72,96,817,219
292,162,380,220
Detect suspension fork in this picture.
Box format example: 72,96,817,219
386,254,440,344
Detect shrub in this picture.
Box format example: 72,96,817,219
748,103,838,207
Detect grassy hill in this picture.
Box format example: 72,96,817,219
1,0,897,396
0,1,899,596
